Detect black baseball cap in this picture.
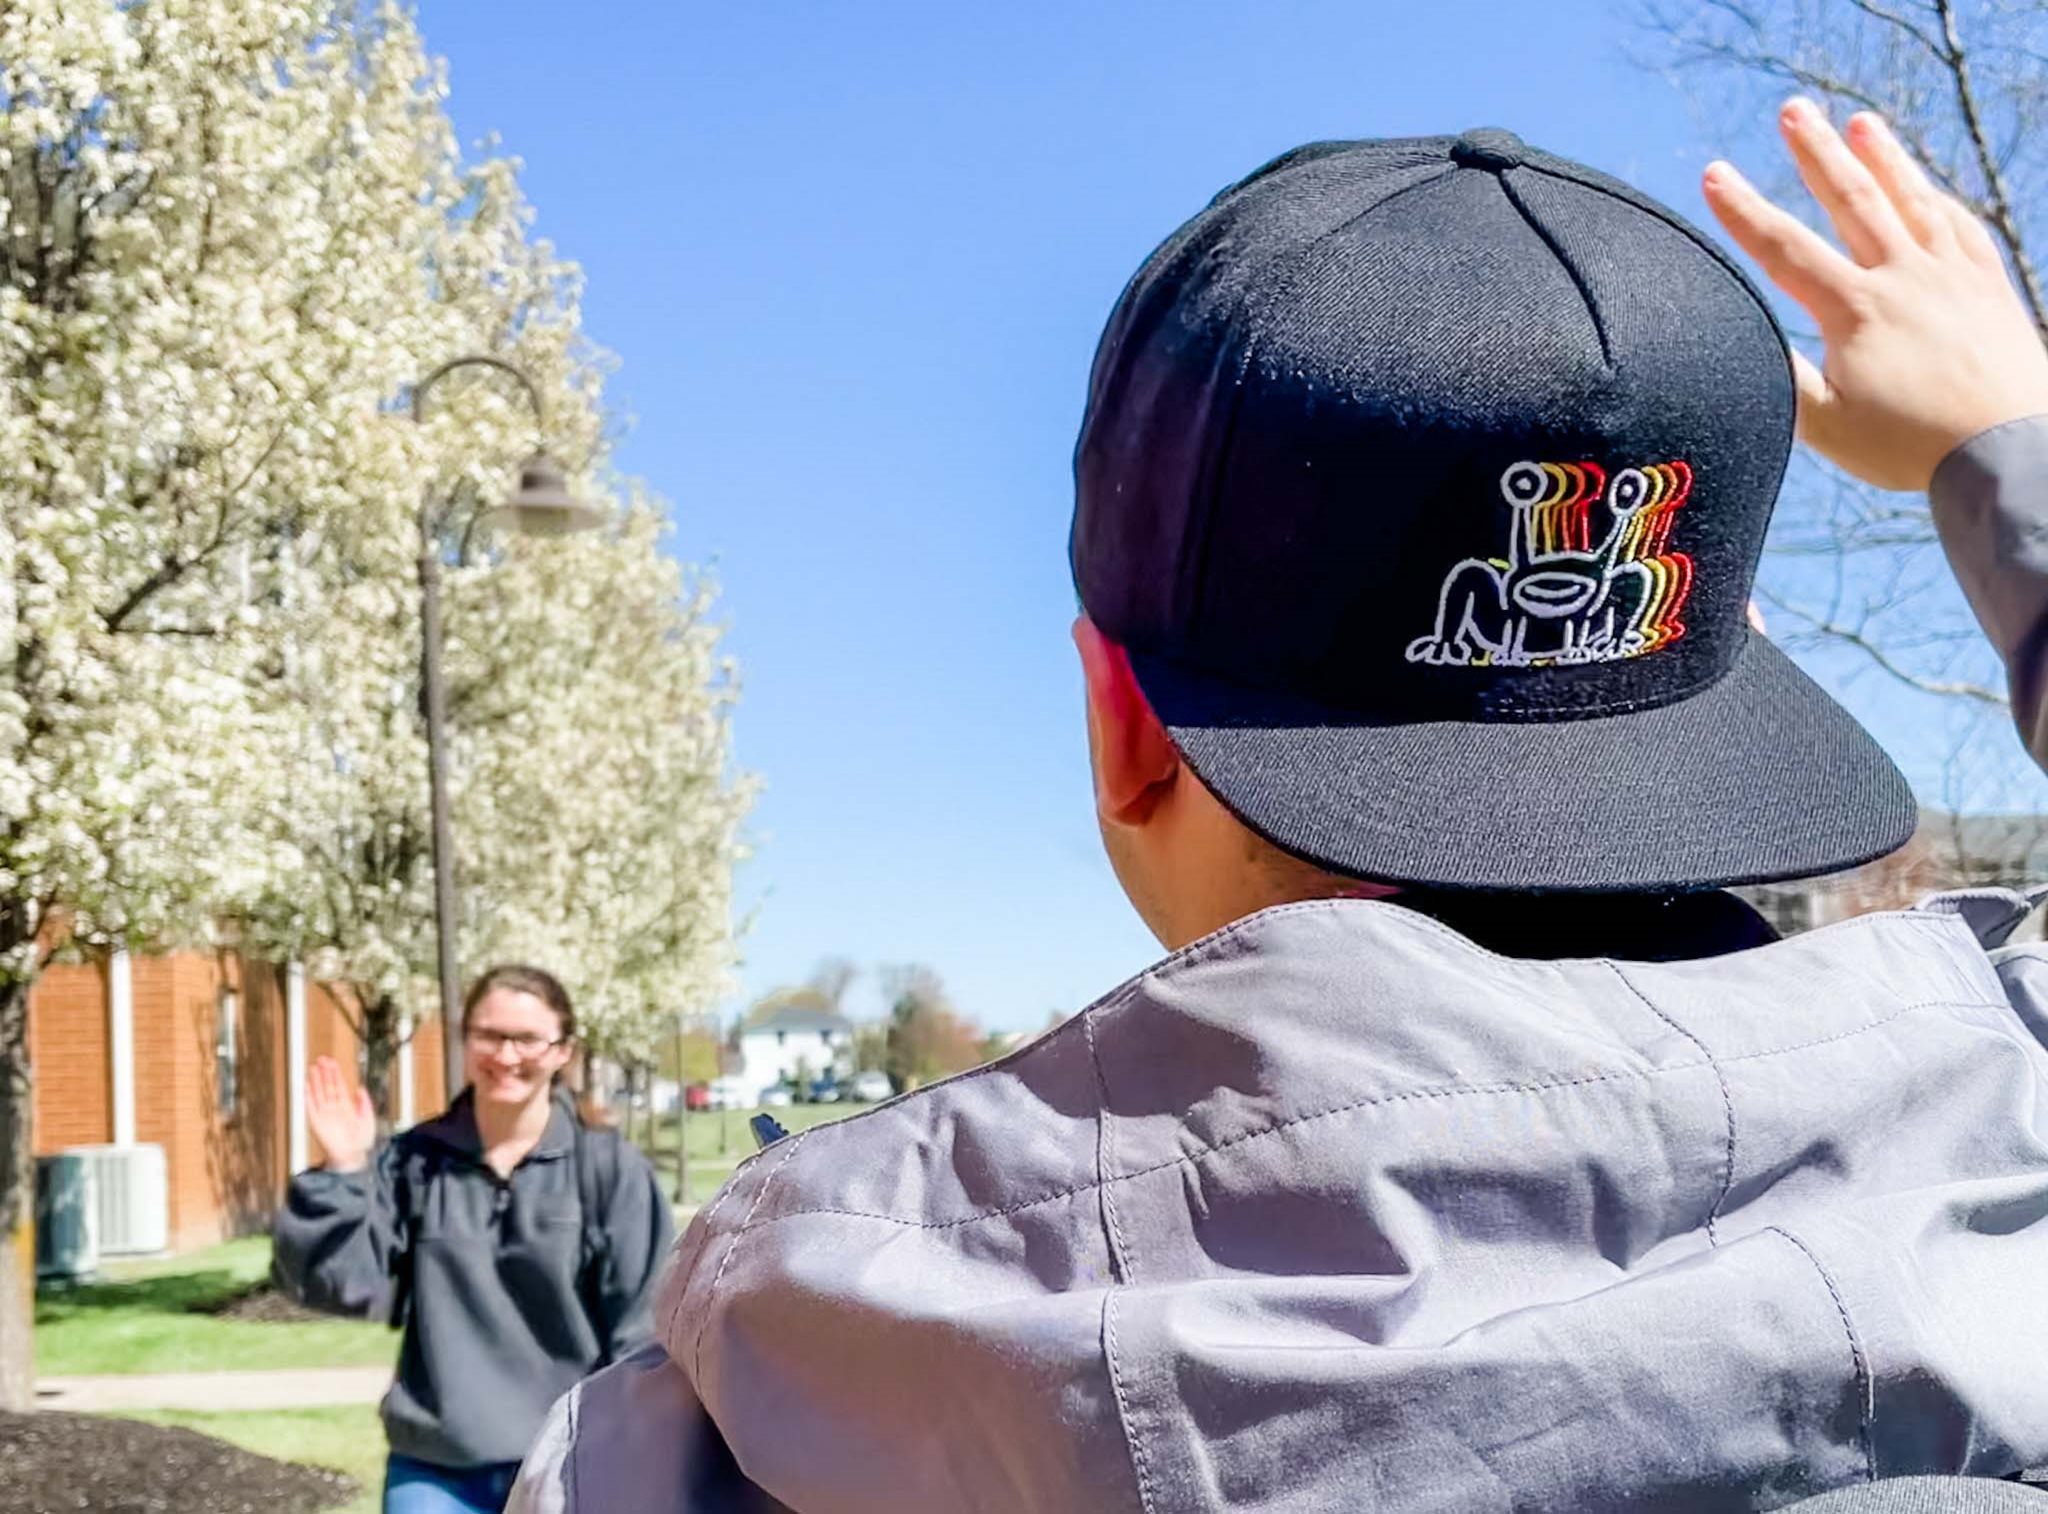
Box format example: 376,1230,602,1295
1070,129,1916,892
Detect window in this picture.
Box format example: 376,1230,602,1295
216,989,239,1114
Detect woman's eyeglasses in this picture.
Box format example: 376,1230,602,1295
464,1027,566,1057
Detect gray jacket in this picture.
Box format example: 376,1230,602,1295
512,418,2048,1512
516,891,2048,1511
275,1091,674,1468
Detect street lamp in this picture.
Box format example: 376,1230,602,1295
411,355,603,1106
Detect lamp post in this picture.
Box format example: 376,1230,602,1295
411,356,604,1106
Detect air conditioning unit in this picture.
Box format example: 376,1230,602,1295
35,1153,98,1280
66,1143,168,1256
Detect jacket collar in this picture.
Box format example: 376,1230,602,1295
1391,887,1778,962
409,1086,578,1162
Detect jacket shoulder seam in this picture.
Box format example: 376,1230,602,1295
690,1130,810,1392
746,994,2000,1235
1608,962,1736,1244
564,1375,582,1511
1767,1224,1876,1483
1087,1009,1136,1285
1101,1290,1158,1514
661,1168,747,1351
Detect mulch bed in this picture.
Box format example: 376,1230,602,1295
193,1283,328,1325
0,1410,356,1513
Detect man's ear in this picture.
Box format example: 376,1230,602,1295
1073,615,1181,825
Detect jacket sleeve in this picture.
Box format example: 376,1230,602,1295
595,1147,676,1362
271,1142,408,1324
1928,412,2048,767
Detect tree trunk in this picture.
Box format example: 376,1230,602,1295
0,972,37,1412
361,992,400,1138
672,1018,689,1207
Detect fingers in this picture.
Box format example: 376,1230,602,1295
1788,348,1837,450
308,1055,336,1109
1943,195,2008,273
1842,112,1950,252
351,1086,374,1124
1778,97,1914,267
1703,159,1861,328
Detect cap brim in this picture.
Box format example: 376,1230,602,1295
1128,632,1917,893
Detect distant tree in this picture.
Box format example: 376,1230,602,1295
807,957,857,1010
852,1023,889,1075
880,966,983,1093
978,1030,1022,1064
658,1024,724,1088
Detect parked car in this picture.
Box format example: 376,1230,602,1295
759,1085,793,1108
684,1082,713,1113
848,1070,892,1103
808,1076,841,1104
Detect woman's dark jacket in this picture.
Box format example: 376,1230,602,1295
274,1090,674,1468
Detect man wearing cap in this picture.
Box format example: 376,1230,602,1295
510,103,2048,1513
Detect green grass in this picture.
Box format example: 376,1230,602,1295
641,1103,865,1199
120,1405,385,1514
36,1236,394,1376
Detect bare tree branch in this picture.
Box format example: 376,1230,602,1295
1933,0,2048,331
1843,0,1951,65
1759,588,2012,704
1645,0,2045,721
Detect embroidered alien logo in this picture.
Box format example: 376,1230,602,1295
1404,459,1695,669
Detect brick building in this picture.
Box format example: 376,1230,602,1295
1742,809,2048,938
29,952,446,1253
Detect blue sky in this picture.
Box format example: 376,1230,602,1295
420,1,2045,1030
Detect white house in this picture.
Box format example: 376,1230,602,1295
739,1004,854,1096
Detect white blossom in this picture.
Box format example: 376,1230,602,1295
0,0,749,1404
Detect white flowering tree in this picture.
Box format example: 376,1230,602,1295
0,0,746,1411
235,144,616,1125
257,482,749,1128
0,0,433,1409
450,495,751,1079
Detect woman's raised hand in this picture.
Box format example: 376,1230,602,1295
307,1055,376,1173
1704,97,2048,492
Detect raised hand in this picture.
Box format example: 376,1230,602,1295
307,1054,376,1173
1703,97,2048,492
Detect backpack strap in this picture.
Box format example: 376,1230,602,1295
569,1102,625,1353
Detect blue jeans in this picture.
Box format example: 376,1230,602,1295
383,1454,521,1514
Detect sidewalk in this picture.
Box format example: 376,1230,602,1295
37,1365,392,1413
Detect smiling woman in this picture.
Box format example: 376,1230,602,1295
457,967,580,1157
272,966,672,1514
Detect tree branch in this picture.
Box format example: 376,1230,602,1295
1670,34,1979,205
1933,0,2048,334
1760,588,2010,705
1842,0,1950,68
100,428,286,632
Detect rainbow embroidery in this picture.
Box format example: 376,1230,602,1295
1405,459,1696,669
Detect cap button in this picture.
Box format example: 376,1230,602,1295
1450,128,1526,172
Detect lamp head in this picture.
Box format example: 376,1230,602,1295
481,452,605,537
